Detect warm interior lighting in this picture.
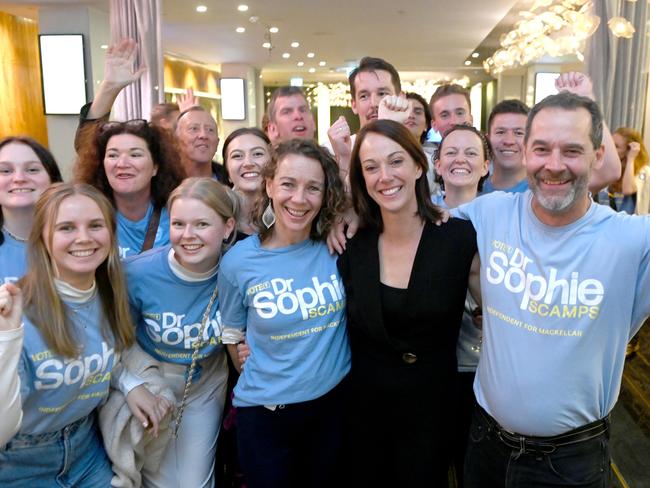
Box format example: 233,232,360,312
608,16,635,38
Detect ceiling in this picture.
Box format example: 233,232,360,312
1,0,525,84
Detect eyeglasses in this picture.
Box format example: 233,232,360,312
99,119,149,133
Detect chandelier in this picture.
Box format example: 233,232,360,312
484,0,600,75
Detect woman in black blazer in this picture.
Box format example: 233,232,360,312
338,119,479,486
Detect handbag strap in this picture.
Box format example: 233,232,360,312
140,206,162,253
172,281,220,437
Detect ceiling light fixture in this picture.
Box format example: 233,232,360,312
308,68,316,73
238,4,249,11
307,52,315,58
282,52,290,58
236,27,245,33
483,0,603,75
269,27,279,33
464,60,472,66
291,41,300,48
608,16,635,38
319,61,326,66
297,61,304,67
196,5,207,12
471,52,479,58
262,42,271,49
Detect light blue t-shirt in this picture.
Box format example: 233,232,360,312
117,204,170,259
454,191,650,436
481,177,529,195
18,293,116,435
218,236,351,408
0,230,27,284
125,245,224,365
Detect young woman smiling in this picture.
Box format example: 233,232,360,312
75,120,186,258
125,177,238,488
218,139,349,488
222,128,272,236
0,137,62,284
339,120,480,486
0,183,168,486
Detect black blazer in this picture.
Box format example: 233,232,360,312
338,218,477,383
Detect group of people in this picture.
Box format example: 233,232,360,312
1,38,649,488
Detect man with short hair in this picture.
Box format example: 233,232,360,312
175,106,227,181
429,84,473,138
455,91,650,487
266,86,316,144
482,99,530,194
327,57,401,171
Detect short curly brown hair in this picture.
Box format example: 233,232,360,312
252,139,346,243
74,120,186,209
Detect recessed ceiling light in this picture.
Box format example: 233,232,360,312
464,60,472,66
282,52,290,59
291,41,300,48
238,4,249,11
307,52,315,58
297,61,304,67
236,27,245,33
100,44,108,49
308,68,316,73
269,26,279,33
471,52,479,58
196,5,207,12
319,61,326,66
262,42,271,48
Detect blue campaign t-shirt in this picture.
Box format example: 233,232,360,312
218,235,351,408
117,203,170,259
454,191,650,436
481,176,529,195
125,245,224,365
0,230,27,284
17,294,116,435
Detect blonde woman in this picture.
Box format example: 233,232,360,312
125,177,237,488
0,183,167,486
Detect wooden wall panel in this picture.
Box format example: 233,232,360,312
0,12,48,145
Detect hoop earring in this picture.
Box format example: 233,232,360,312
262,202,276,229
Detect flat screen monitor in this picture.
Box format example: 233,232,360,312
39,34,87,115
534,72,560,105
220,78,246,120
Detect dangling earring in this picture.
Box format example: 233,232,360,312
262,202,276,229
316,214,325,235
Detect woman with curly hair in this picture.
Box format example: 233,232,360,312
218,139,350,488
75,120,186,258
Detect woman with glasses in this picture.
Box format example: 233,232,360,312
75,120,186,258
0,137,62,284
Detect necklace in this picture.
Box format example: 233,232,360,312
2,226,28,242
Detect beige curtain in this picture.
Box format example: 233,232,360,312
586,0,649,130
109,0,163,121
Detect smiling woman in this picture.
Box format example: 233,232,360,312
0,137,63,285
75,120,186,258
0,182,137,486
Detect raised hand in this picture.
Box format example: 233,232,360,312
378,95,410,125
628,141,641,160
555,72,594,100
0,283,22,332
327,116,353,169
103,38,147,89
177,87,200,112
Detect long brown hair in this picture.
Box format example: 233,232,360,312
610,127,649,194
20,183,134,358
349,119,442,231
